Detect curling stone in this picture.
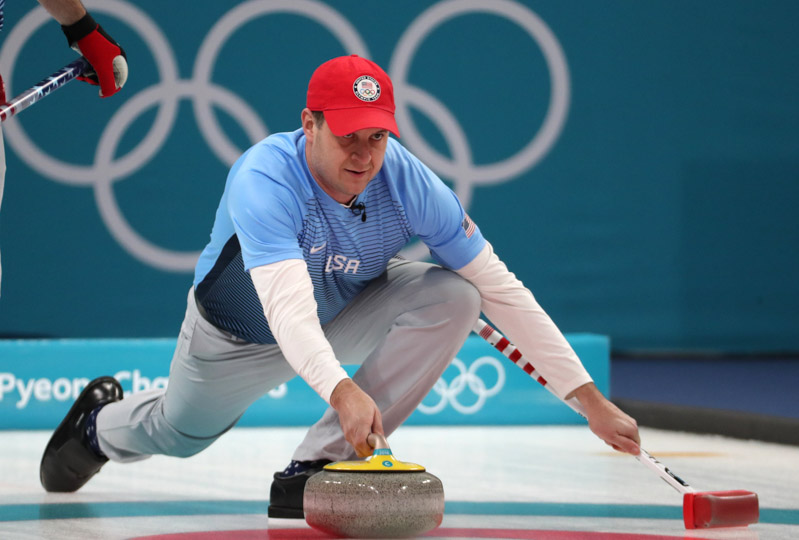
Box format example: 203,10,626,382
303,433,444,538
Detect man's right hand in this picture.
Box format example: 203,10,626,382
61,12,128,97
330,379,384,457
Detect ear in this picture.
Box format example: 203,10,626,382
301,108,316,140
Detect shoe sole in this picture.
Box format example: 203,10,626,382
268,516,311,529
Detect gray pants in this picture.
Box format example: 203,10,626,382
97,259,481,463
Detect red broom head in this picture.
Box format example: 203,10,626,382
684,490,759,529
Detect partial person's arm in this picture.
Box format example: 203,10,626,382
456,242,640,454
38,0,128,97
36,0,85,23
250,259,384,457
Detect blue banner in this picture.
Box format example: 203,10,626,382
0,334,608,429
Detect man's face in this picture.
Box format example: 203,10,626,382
302,108,389,204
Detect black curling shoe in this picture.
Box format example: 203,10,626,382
268,459,332,519
40,376,123,492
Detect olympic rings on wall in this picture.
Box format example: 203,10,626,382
418,356,506,415
0,0,570,271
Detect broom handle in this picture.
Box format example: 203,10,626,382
0,57,89,122
472,318,695,495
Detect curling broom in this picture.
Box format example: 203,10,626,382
473,318,760,530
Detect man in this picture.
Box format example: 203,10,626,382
0,0,128,294
40,55,640,520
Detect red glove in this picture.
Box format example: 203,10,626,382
61,13,128,98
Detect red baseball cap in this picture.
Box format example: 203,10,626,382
306,55,400,137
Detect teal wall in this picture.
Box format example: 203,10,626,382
1,1,797,352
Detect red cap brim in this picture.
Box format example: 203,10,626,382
323,107,400,138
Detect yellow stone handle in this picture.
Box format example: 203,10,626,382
324,433,425,471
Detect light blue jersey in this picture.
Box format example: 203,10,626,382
194,129,485,344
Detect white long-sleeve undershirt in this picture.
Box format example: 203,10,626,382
455,242,593,399
250,260,349,404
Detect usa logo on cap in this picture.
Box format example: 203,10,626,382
353,75,381,102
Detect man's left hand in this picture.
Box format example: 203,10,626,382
571,382,641,454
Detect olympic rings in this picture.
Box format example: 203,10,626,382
418,356,505,415
391,0,570,188
0,0,570,271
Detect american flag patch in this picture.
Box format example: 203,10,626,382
461,214,476,238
